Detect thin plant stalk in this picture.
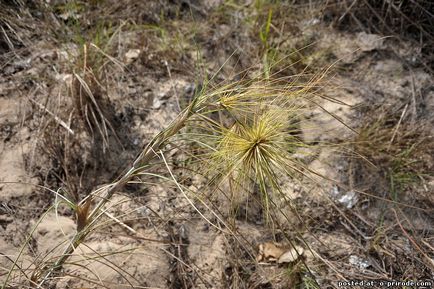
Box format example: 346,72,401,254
37,99,199,286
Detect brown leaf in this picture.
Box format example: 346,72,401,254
257,242,304,264
257,242,286,262
76,197,92,232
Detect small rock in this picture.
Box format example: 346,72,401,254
331,186,359,209
152,98,162,109
14,58,32,69
338,190,359,209
184,83,195,95
125,49,141,64
301,18,320,28
157,91,168,100
204,0,224,9
356,32,384,52
56,50,70,62
349,255,370,269
55,73,73,85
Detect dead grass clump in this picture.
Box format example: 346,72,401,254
166,223,195,289
0,0,57,75
0,1,37,54
39,118,93,203
349,104,434,205
333,101,434,280
212,1,336,78
71,42,121,152
322,0,434,69
38,43,123,204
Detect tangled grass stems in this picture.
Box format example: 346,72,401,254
33,98,200,286
1,183,81,288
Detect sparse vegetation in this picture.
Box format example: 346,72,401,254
350,104,434,202
1,1,433,288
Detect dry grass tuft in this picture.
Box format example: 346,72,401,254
340,102,434,278
349,104,434,204
70,43,119,153
322,0,434,69
0,1,35,54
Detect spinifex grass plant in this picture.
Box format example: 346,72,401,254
4,68,336,287
183,81,313,220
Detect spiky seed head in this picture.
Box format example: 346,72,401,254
213,108,291,188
